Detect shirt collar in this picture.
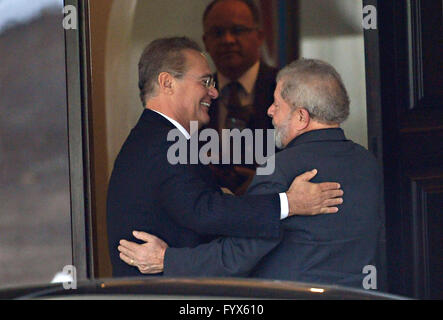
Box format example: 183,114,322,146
217,60,260,94
150,109,191,140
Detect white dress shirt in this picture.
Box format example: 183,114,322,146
151,109,289,219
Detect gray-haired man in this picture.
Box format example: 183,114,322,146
117,58,377,287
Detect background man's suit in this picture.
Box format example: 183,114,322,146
164,128,383,288
107,109,281,277
207,62,278,134
206,62,278,191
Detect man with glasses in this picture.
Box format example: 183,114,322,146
202,0,279,195
107,37,343,277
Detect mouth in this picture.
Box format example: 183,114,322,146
200,101,211,108
218,50,241,57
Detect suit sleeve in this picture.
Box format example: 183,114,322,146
164,234,282,277
164,159,290,277
154,143,281,238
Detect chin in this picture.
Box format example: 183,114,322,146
195,115,209,128
200,118,210,127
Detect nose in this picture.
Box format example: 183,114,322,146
220,30,236,44
267,104,275,118
208,86,219,99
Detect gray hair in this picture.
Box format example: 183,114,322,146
276,58,350,124
138,37,203,106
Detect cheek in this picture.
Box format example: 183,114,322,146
242,38,261,54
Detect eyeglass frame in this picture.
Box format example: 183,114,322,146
174,73,217,89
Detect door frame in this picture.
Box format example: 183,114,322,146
362,0,388,293
64,0,95,280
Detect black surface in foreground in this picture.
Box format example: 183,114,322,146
0,277,407,300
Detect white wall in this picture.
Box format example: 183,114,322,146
299,0,368,148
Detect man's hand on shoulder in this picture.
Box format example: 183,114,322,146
118,231,168,274
286,169,343,216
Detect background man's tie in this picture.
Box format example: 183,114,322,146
224,81,252,130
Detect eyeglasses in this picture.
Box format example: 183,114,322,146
204,25,258,39
178,74,216,89
200,76,216,89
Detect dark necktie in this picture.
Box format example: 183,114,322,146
224,81,252,130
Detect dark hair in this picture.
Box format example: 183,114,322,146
203,0,261,26
138,37,202,106
277,58,350,124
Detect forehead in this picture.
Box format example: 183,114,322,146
274,81,284,98
183,50,211,74
204,0,255,28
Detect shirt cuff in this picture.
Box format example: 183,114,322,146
279,192,289,220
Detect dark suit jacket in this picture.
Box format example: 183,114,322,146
164,128,383,288
207,62,278,134
106,109,281,277
206,62,279,192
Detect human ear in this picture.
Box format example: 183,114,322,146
294,108,310,129
158,72,174,94
300,108,311,126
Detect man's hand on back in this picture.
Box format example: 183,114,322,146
286,169,343,216
118,231,168,274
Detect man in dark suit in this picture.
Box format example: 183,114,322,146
107,38,343,277
119,59,383,289
202,0,279,194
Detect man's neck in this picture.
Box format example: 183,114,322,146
146,97,181,123
308,121,340,131
285,124,341,148
147,104,175,120
148,107,192,139
217,60,260,90
292,122,340,140
146,99,192,136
